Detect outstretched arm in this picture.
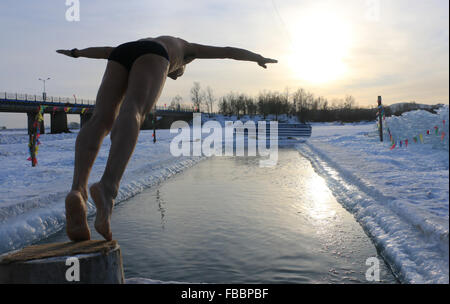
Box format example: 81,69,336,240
56,47,115,59
186,43,277,68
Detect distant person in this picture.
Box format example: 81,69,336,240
57,35,277,242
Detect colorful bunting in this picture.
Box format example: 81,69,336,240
379,111,447,151
28,105,45,166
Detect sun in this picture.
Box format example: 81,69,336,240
288,13,352,84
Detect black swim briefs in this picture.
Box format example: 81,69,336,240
108,40,170,71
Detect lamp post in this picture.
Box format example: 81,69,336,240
38,77,50,101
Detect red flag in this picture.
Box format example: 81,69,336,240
390,143,396,150
426,130,430,135
405,139,408,147
442,132,446,141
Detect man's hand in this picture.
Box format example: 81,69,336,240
257,56,278,69
56,49,78,58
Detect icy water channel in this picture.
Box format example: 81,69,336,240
40,149,398,283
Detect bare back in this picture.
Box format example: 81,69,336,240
139,36,191,73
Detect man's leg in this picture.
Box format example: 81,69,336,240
65,61,128,241
90,54,169,241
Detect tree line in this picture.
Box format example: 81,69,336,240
168,82,385,122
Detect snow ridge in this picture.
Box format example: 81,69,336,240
298,142,449,283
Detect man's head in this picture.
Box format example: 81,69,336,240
168,65,185,80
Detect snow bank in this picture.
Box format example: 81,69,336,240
298,123,449,283
383,105,449,151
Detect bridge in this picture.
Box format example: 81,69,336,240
0,92,194,134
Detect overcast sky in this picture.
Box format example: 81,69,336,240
0,0,448,128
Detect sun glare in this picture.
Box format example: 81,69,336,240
306,174,336,220
288,13,352,84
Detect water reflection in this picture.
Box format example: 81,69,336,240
156,189,166,230
306,174,337,221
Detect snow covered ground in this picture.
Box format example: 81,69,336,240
297,106,449,283
0,107,448,284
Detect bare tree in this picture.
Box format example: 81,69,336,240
292,88,307,116
205,86,216,115
170,94,183,111
244,96,256,116
190,82,204,112
218,97,230,115
344,95,355,109
257,91,270,119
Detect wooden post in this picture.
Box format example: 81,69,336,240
29,132,37,167
27,111,38,167
0,240,124,284
378,96,383,142
152,109,156,143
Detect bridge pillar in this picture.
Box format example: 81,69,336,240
27,112,45,135
51,112,69,134
80,113,93,129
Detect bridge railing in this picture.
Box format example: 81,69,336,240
0,92,96,105
153,105,195,113
1,92,196,113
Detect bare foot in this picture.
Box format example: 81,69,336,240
65,190,91,241
89,182,114,241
